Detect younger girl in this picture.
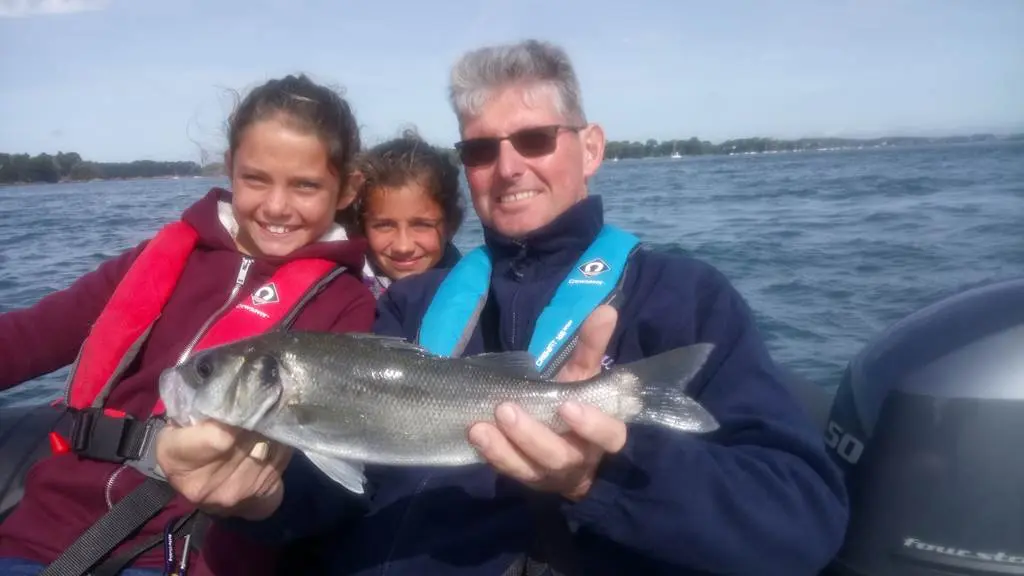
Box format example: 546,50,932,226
346,131,466,298
0,74,374,576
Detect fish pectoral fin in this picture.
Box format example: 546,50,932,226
464,351,543,380
304,450,367,495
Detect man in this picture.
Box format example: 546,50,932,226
160,38,849,575
316,39,850,575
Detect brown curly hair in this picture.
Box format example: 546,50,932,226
227,73,360,189
340,129,465,238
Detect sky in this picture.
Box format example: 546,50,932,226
1,0,1022,163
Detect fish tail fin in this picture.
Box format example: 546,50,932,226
304,451,368,495
616,343,720,433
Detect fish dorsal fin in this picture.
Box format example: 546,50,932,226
464,351,543,380
343,333,433,355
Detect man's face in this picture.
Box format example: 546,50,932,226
456,84,605,238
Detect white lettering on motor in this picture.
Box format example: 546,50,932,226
903,537,1024,564
825,420,865,465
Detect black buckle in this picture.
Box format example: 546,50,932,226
69,408,147,463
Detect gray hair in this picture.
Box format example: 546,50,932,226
448,39,587,126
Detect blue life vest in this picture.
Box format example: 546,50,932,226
416,224,640,378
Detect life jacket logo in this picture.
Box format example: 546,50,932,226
252,283,280,306
578,258,610,277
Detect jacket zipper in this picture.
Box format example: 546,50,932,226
509,240,527,349
105,465,128,510
176,256,253,366
510,291,520,349
104,255,253,509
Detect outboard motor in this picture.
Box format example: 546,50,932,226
824,277,1024,576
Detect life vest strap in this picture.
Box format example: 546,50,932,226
39,477,177,576
88,509,210,576
417,223,640,377
67,408,157,464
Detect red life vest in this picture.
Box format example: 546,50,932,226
58,219,342,459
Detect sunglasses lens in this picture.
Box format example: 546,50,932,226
456,126,568,167
457,139,499,167
510,127,559,158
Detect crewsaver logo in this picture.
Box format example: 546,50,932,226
252,283,280,306
579,258,611,277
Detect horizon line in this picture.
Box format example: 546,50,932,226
6,127,1023,165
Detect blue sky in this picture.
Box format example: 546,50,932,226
1,0,1021,163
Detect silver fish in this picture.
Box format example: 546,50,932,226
158,331,719,495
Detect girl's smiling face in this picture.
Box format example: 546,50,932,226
230,115,350,259
362,183,448,280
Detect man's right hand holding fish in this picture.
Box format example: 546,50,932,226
468,304,626,503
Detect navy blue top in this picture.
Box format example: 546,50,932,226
248,195,849,575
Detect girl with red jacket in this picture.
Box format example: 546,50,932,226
0,73,375,576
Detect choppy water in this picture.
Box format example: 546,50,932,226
1,141,1022,407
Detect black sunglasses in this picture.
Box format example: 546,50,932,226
454,125,585,167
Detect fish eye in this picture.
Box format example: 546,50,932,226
195,357,214,380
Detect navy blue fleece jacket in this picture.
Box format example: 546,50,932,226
313,194,847,569
278,195,848,575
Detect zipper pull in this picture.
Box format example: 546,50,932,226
236,257,253,286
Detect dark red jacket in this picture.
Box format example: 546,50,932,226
0,187,376,574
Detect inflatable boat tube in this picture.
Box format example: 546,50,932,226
0,401,70,523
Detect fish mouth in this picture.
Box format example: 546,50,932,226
158,368,198,425
157,366,284,431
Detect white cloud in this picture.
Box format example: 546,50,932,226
0,0,110,18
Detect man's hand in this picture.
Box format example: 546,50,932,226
468,304,627,501
156,420,293,520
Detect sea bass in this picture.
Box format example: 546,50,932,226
158,331,720,495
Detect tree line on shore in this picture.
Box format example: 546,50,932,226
3,132,1020,185
602,133,1018,159
0,152,223,185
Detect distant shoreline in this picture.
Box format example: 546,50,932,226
3,133,1021,186
0,174,223,188
0,153,224,186
602,132,1023,160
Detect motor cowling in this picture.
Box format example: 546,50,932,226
824,277,1024,576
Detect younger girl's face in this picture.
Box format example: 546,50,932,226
363,184,447,280
230,116,349,259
